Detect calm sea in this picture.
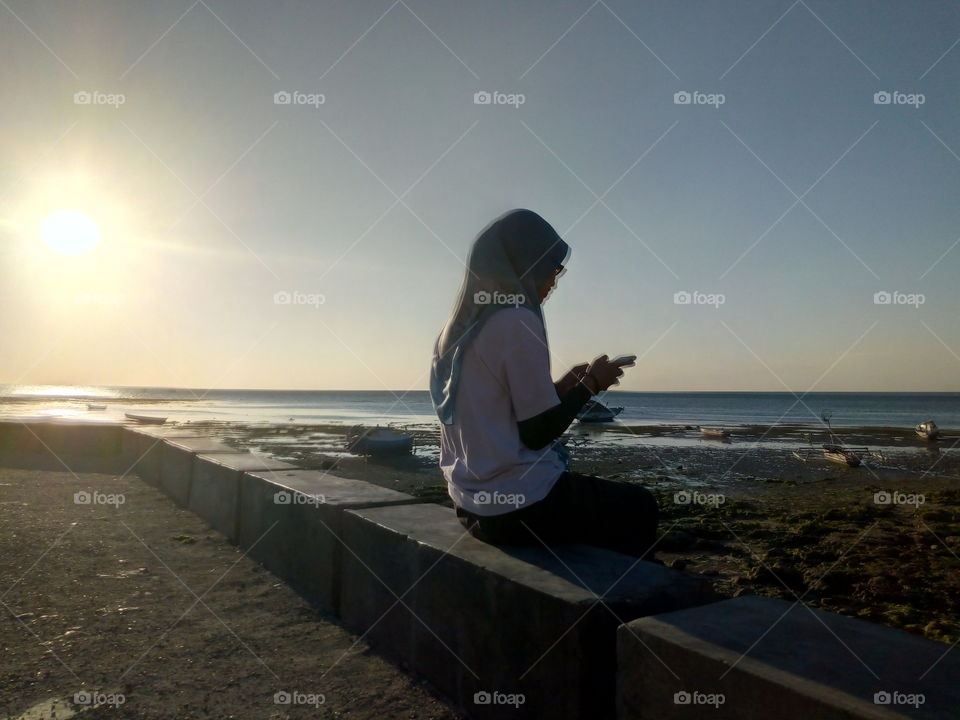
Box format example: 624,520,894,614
2,386,958,430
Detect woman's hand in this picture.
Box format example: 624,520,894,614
555,363,589,396
586,355,627,392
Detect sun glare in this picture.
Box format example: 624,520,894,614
40,210,102,256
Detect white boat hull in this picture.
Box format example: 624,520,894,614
346,427,413,456
125,413,167,425
577,402,623,423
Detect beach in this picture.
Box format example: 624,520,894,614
2,398,959,718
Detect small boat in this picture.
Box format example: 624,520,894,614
916,420,940,442
822,444,862,467
346,425,413,456
87,404,107,410
699,427,730,439
793,444,866,466
577,400,623,423
125,413,167,425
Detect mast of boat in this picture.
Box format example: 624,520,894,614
821,409,838,445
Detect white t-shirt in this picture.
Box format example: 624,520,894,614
439,306,566,516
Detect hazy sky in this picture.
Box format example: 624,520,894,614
1,0,958,392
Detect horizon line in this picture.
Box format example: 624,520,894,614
3,384,960,396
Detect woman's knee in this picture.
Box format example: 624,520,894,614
635,485,659,523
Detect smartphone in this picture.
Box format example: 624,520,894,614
612,354,637,367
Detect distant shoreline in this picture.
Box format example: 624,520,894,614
5,386,960,396
612,422,960,439
3,386,959,433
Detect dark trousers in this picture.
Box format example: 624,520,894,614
455,471,659,559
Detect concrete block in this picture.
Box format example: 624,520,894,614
339,503,716,720
0,420,124,472
237,469,418,613
188,453,296,541
617,595,960,720
120,426,210,483
157,437,239,507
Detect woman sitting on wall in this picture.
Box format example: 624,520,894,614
429,209,659,558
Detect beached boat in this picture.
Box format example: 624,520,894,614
125,413,167,425
792,444,866,467
577,400,623,423
699,427,730,439
346,425,413,456
916,420,940,442
822,444,862,467
86,404,107,410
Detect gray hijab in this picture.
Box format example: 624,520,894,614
430,209,570,424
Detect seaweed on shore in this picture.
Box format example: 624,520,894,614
652,486,960,644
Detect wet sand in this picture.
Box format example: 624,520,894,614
611,420,960,448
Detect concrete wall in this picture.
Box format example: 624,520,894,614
338,503,717,720
617,595,958,720
157,437,240,507
0,419,125,473
121,425,212,483
189,453,297,542
237,468,420,614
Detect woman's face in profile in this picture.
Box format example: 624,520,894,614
537,265,564,303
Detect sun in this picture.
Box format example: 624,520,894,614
40,210,102,256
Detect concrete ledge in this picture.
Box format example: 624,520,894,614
0,420,124,473
617,595,959,719
121,426,211,484
339,503,717,720
158,437,240,507
188,453,296,541
238,469,419,613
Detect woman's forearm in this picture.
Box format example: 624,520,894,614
517,382,594,450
